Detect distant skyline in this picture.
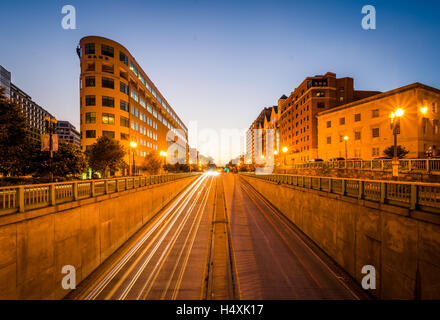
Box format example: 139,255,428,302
1,0,439,164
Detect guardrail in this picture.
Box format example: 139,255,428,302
0,173,199,215
240,172,440,214
290,159,440,174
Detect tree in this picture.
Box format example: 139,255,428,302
0,88,33,176
86,136,125,177
142,152,162,175
383,145,409,159
34,140,88,178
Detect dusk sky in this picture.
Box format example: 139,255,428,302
1,0,439,164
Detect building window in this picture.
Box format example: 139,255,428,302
85,112,96,124
317,102,325,108
86,62,95,72
372,127,380,138
85,43,95,55
129,61,138,76
120,52,128,65
372,147,380,157
372,109,379,118
326,136,331,144
130,90,139,102
102,77,114,89
316,91,325,97
85,130,96,138
355,131,361,140
120,132,129,140
354,113,361,122
85,76,95,87
120,82,128,94
101,45,114,57
120,116,129,128
102,64,114,74
120,100,129,112
102,113,115,124
434,120,439,135
102,130,115,138
85,95,96,106
102,96,115,108
339,117,345,125
326,120,331,128
339,97,344,102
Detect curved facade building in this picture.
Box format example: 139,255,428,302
78,36,188,171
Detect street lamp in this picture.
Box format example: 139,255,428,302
282,147,288,174
189,160,192,173
420,106,428,114
44,115,58,182
130,141,138,176
343,136,349,159
390,108,404,178
159,151,167,172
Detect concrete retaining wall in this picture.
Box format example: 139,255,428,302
0,176,196,299
241,175,440,299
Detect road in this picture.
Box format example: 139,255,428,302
223,173,361,300
68,173,363,300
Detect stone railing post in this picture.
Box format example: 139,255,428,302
91,181,96,197
358,180,364,200
380,182,386,203
49,184,56,206
73,182,78,200
17,186,25,213
410,184,418,210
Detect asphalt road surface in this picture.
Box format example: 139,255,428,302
67,173,364,300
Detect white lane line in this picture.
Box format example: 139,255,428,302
84,175,206,300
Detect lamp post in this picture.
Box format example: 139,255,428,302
343,136,349,159
189,160,192,173
130,141,138,176
44,115,58,182
159,151,167,172
282,146,288,174
390,108,404,178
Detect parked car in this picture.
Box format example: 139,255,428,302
307,158,324,163
346,158,363,161
328,157,345,161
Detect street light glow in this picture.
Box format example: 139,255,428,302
274,150,278,155
420,106,428,114
395,108,404,117
130,141,138,148
159,151,167,157
282,147,288,153
344,136,349,141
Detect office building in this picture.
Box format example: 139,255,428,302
277,72,380,163
0,65,11,99
57,120,81,147
10,83,54,143
78,36,188,168
317,83,440,159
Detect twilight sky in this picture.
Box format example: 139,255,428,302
1,0,439,164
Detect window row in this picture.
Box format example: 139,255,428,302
84,42,186,134
325,110,381,128
326,128,383,144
